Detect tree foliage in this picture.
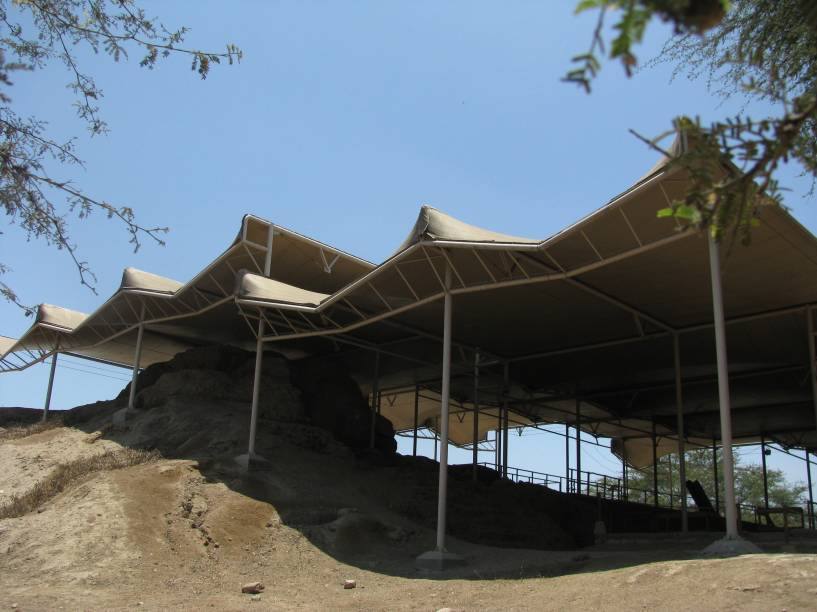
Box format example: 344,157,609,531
626,447,809,524
567,0,817,245
0,0,241,313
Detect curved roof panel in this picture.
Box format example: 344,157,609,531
3,133,817,464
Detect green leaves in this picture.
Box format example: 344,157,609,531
644,101,817,245
575,0,606,14
658,204,702,223
564,53,602,92
0,0,240,307
565,0,817,245
567,0,732,90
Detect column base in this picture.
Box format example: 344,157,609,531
234,453,270,471
701,535,762,556
415,549,467,571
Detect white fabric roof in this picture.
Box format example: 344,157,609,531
237,272,330,307
4,133,817,469
394,205,540,253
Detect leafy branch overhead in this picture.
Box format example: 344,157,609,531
0,0,242,314
567,0,817,243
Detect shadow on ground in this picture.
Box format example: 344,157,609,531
2,346,814,582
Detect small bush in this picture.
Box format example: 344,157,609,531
0,448,160,519
0,419,62,442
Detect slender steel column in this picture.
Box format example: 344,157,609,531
575,398,582,494
566,422,571,493
806,307,816,529
674,334,688,530
412,383,419,457
502,361,509,479
496,386,502,472
712,439,720,514
494,430,500,472
807,450,814,530
247,318,265,456
472,349,480,482
808,307,817,432
435,265,453,552
761,437,770,512
42,350,59,422
127,311,146,411
368,350,381,449
622,438,628,501
708,234,739,538
247,225,274,457
652,419,659,507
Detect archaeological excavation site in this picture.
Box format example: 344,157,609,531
2,136,817,609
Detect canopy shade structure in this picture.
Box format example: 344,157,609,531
377,384,535,447
0,215,373,372
4,136,817,471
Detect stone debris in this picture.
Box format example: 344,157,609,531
250,594,262,602
242,582,265,594
731,585,761,592
343,579,356,589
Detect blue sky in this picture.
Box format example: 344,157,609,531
1,2,814,488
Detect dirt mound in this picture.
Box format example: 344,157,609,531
0,407,42,426
291,354,396,455
2,425,816,611
377,456,582,549
111,345,396,455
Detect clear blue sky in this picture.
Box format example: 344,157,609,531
1,2,814,488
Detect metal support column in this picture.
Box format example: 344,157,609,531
674,333,688,530
761,437,770,513
809,307,817,432
369,351,381,449
412,383,419,457
708,234,739,538
807,307,817,528
652,419,659,507
247,318,265,457
247,225,274,458
496,389,502,472
566,423,571,493
712,439,720,514
502,361,509,479
434,265,453,552
575,398,582,494
42,349,59,422
622,439,628,501
472,350,480,482
494,430,500,471
807,450,814,530
127,308,146,411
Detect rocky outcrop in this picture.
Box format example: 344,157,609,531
115,345,395,456
290,356,397,456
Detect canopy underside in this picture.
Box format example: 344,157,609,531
4,138,817,468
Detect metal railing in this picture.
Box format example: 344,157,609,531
478,462,816,529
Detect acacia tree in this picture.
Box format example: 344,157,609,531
567,0,817,245
0,0,241,314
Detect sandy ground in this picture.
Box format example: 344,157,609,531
1,425,817,611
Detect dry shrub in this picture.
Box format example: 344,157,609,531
0,448,160,519
0,418,62,442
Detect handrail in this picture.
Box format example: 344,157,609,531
477,462,816,529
